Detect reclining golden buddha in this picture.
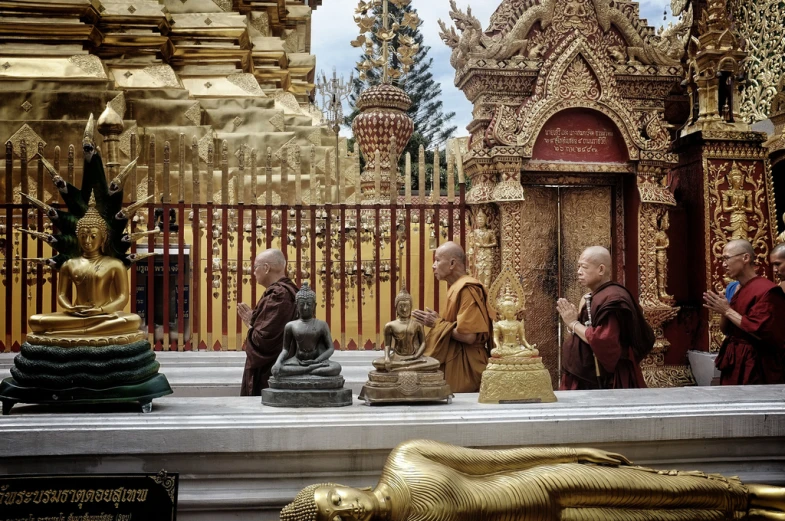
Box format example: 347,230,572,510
281,439,785,521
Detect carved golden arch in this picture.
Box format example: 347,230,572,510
515,38,642,159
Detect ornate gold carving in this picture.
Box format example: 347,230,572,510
227,73,263,95
118,123,138,158
67,55,107,78
109,92,126,120
468,207,498,290
211,0,231,11
250,12,270,36
559,57,600,100
143,65,179,87
655,213,674,303
184,102,201,126
705,159,771,293
7,124,45,161
731,0,785,123
721,161,755,240
26,331,145,347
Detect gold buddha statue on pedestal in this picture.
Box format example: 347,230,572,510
0,107,171,414
478,269,556,404
359,286,452,404
27,196,143,346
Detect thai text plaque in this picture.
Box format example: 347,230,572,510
0,471,177,521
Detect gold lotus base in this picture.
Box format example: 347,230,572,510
479,356,557,404
359,370,453,404
26,330,146,347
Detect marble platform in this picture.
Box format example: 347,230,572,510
1,385,785,520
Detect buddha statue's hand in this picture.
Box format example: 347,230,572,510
577,448,632,466
299,359,325,367
72,305,107,317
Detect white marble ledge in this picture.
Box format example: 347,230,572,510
2,385,785,458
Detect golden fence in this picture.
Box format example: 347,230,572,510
0,136,467,352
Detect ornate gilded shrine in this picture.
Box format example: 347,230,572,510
441,0,779,387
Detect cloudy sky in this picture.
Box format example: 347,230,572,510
311,0,674,138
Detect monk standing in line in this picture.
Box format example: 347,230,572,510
557,246,652,390
412,242,493,393
704,239,785,385
238,249,299,396
769,242,785,292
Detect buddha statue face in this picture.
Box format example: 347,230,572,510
499,298,517,321
297,296,315,320
75,209,108,256
312,485,376,521
395,296,412,319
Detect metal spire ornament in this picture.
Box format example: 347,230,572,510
352,0,419,84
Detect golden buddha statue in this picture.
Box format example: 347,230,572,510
479,270,556,404
491,295,537,358
359,285,452,404
374,286,438,372
0,108,170,415
27,196,142,344
282,439,785,521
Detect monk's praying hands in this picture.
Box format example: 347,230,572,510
703,291,730,315
556,298,579,325
412,308,440,328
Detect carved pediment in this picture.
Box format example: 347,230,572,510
558,55,601,101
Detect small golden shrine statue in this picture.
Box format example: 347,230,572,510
359,285,452,405
478,268,556,404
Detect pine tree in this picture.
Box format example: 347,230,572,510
346,2,457,191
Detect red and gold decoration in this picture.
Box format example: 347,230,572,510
350,0,418,202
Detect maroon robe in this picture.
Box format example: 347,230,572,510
240,277,298,396
561,282,652,390
715,276,785,385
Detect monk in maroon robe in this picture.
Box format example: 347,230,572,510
704,240,785,385
557,246,653,390
239,249,298,396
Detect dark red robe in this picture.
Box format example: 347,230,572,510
715,276,785,385
240,277,298,396
560,282,652,390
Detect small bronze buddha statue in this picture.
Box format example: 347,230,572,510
263,282,351,407
359,286,451,405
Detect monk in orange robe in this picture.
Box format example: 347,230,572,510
704,239,785,385
557,246,653,390
412,242,493,393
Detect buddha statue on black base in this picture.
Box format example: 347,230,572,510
262,282,352,407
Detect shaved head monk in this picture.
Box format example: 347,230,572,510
704,239,785,385
412,241,493,393
770,242,785,292
238,248,299,395
556,246,653,390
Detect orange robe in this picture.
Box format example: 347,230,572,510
423,275,493,393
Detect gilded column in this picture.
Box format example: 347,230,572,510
637,164,695,387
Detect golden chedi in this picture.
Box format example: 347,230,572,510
359,286,452,404
282,439,785,521
0,109,171,415
479,270,556,404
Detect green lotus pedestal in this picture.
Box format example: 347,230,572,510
0,339,172,414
